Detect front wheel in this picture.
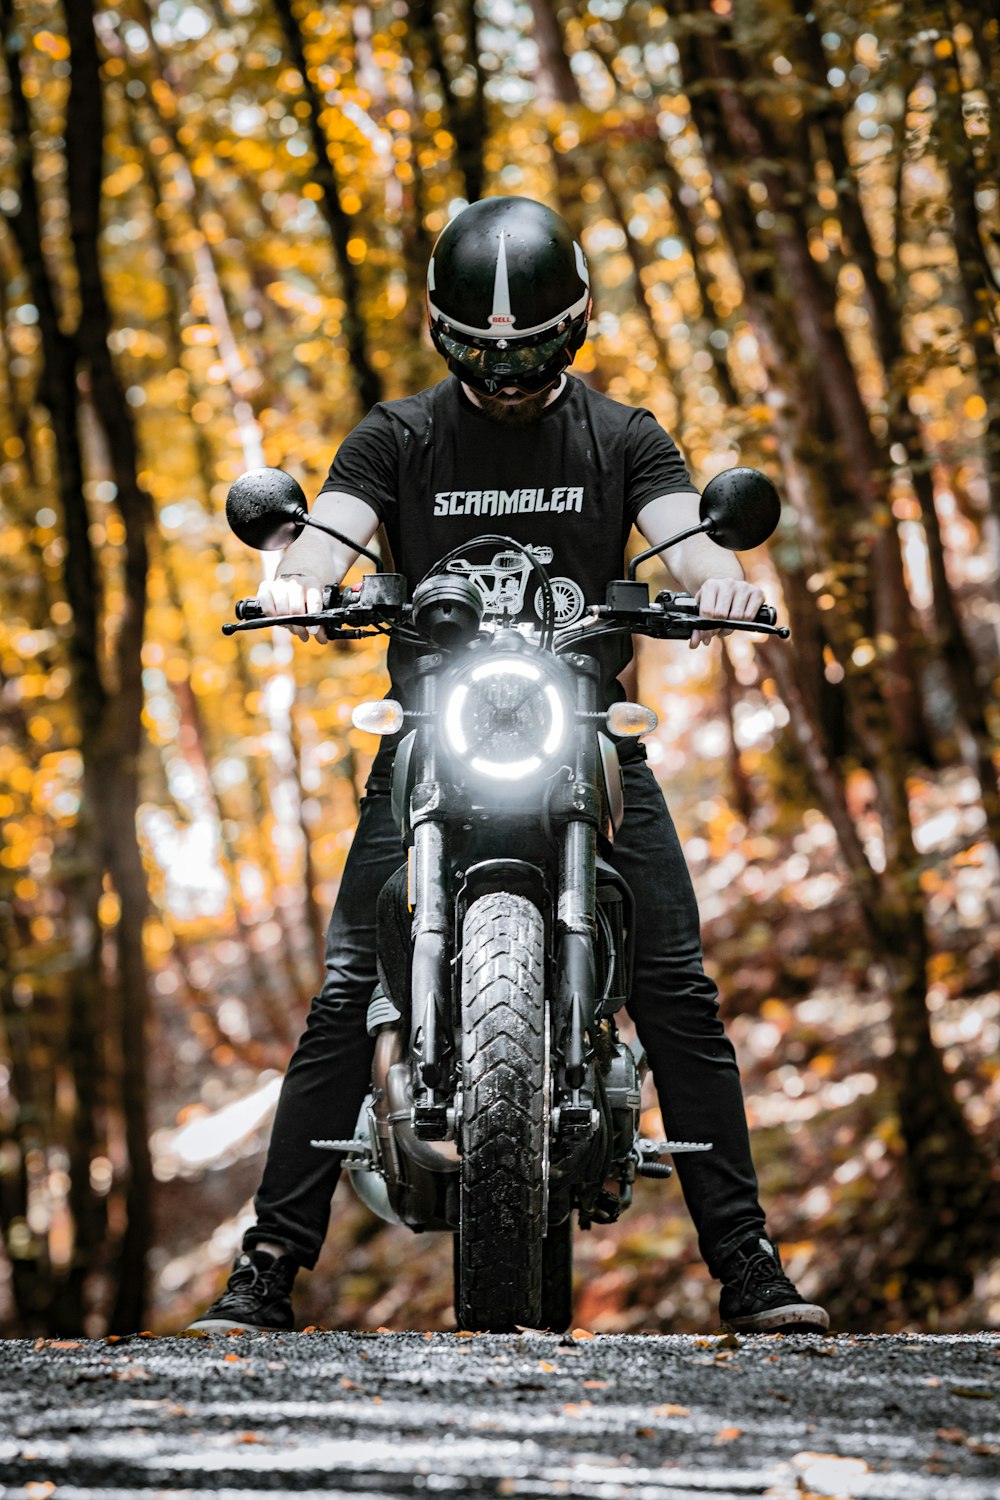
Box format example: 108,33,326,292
458,892,546,1332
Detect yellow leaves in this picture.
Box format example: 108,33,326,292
33,30,70,61
144,921,173,957
182,324,219,347
28,716,53,744
964,395,987,421
347,237,367,264
98,891,121,927
105,163,144,198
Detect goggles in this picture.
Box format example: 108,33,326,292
433,321,583,395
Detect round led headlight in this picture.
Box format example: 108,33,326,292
442,657,568,781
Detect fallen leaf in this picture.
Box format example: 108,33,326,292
583,1379,608,1389
538,1360,557,1372
653,1403,690,1417
48,1340,81,1350
714,1426,742,1444
951,1386,995,1400
936,1428,966,1444
235,1432,263,1445
571,1327,595,1340
635,1426,655,1438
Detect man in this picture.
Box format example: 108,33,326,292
190,197,829,1335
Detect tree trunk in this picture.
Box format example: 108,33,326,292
412,0,486,205
64,0,155,1334
673,0,996,1297
1,0,113,1335
271,0,384,413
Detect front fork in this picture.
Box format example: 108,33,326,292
552,655,602,1142
408,657,453,1138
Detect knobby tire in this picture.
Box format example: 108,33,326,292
458,892,546,1333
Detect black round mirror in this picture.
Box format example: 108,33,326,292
699,467,781,551
226,468,308,551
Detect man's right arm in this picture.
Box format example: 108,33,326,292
256,490,382,642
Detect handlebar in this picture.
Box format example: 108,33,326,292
224,584,789,642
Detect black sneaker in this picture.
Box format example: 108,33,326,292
186,1247,297,1333
718,1235,830,1333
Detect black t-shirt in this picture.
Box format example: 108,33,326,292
320,374,696,722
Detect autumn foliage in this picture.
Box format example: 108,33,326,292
0,0,997,1336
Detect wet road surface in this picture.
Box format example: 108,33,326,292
0,1332,997,1498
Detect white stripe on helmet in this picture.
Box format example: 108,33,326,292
489,232,514,328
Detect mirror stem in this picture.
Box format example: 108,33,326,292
627,520,713,580
300,511,384,571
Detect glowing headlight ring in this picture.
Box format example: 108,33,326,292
442,657,567,777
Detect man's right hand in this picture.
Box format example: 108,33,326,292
256,572,328,642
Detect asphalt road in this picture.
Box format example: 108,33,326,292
0,1332,996,1498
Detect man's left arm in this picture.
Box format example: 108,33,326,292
636,492,765,650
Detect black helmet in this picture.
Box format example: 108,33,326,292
427,197,591,396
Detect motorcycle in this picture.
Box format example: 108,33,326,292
222,465,787,1332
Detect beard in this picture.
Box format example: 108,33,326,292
475,387,556,427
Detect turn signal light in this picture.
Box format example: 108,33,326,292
606,702,658,737
352,699,405,734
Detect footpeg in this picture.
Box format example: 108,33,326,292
311,1137,371,1165
634,1138,711,1177
640,1138,712,1154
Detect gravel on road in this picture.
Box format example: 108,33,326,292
0,1331,997,1499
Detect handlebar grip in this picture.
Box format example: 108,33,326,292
235,598,265,621
756,604,777,627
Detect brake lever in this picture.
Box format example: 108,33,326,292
222,611,353,636
650,614,790,640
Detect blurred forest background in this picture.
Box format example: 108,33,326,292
0,0,998,1338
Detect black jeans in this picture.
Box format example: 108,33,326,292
246,761,766,1278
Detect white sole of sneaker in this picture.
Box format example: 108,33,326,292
723,1302,830,1333
184,1317,289,1334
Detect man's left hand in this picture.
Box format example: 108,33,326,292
691,577,766,650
